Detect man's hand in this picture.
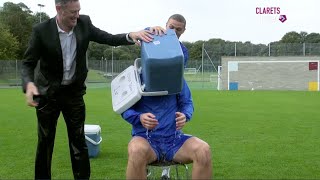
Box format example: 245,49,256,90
175,112,187,130
25,82,39,107
129,26,166,46
149,26,166,36
140,113,159,130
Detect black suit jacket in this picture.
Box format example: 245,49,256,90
21,15,133,96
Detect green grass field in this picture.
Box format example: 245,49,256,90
1,87,320,179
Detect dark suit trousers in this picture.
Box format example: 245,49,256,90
34,86,90,179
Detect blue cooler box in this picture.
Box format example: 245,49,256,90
141,29,184,95
84,125,102,158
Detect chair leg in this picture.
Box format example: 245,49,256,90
147,163,190,180
146,166,150,179
175,164,179,179
184,164,189,179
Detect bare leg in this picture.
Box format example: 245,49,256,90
173,137,213,179
126,136,157,180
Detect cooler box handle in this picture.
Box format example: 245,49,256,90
85,135,102,146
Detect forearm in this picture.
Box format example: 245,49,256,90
121,109,142,126
180,103,194,122
178,79,194,121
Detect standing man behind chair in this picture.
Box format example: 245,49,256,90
21,0,164,179
122,14,213,179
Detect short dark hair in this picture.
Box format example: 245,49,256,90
55,0,79,6
168,14,186,28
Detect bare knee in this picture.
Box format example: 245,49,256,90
127,137,154,165
194,141,212,165
128,142,147,159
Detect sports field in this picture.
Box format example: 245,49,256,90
1,87,320,179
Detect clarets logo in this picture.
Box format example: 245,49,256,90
256,7,287,23
279,15,287,23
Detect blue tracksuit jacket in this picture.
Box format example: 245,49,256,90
121,42,193,138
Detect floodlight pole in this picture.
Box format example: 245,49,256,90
111,46,114,78
38,4,45,23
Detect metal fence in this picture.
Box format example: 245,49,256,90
0,60,218,90
205,42,320,56
2,43,320,89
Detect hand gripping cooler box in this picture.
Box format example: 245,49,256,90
141,29,184,95
84,124,102,158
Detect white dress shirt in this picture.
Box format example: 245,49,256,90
56,21,77,85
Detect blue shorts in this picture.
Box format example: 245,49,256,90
135,132,192,162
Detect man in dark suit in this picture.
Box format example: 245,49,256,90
21,0,164,179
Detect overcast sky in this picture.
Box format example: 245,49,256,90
0,0,319,44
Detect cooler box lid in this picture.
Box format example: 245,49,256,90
84,124,101,134
111,65,142,114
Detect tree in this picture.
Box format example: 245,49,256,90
188,40,204,60
33,12,50,24
304,33,320,56
0,2,37,59
279,31,304,55
299,31,308,43
305,33,320,43
280,31,302,43
103,47,129,60
87,42,109,60
0,23,19,59
117,45,140,60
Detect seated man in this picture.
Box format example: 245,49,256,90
121,14,212,179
